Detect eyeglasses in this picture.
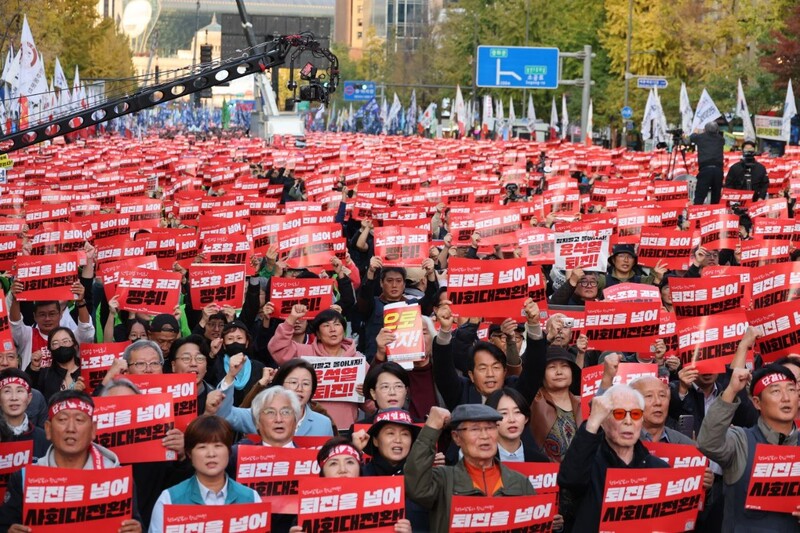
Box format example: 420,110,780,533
456,424,499,436
376,383,406,394
262,407,295,420
579,280,598,287
50,339,74,348
611,409,644,421
175,355,207,364
283,379,313,390
129,361,163,371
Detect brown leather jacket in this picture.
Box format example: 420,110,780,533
529,387,583,461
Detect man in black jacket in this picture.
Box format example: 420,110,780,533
690,122,725,205
725,140,769,201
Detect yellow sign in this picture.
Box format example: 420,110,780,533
0,154,12,169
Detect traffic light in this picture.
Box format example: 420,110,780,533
200,45,213,98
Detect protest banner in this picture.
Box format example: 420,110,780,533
750,262,800,309
515,226,555,265
93,393,176,463
82,213,131,241
250,215,283,253
642,442,708,468
79,342,129,394
581,363,658,415
373,226,429,267
133,230,179,270
669,274,744,318
163,502,270,533
526,265,548,311
747,300,800,362
504,462,560,495
202,232,252,265
602,283,661,303
297,475,405,533
446,257,528,317
702,265,753,310
278,224,346,269
583,301,661,352
449,494,556,532
127,374,197,432
305,356,367,403
660,310,679,358
452,209,522,246
0,235,20,271
740,239,792,267
554,224,612,272
174,232,200,270
116,268,182,315
384,303,426,367
614,207,663,245
599,466,705,533
22,464,134,532
98,255,159,302
269,277,335,319
30,222,87,256
637,228,694,270
677,312,749,370
698,213,740,250
0,441,33,502
189,264,247,308
15,253,78,301
236,445,320,514
745,443,800,513
752,217,797,240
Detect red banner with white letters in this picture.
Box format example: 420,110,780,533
449,494,556,532
278,224,346,268
164,502,271,532
668,275,744,319
98,255,159,302
127,374,197,432
235,445,320,515
581,363,658,415
642,442,708,468
201,232,252,265
373,226,429,267
739,238,791,267
599,467,705,533
504,462,560,495
115,268,182,315
677,312,750,370
446,257,528,317
750,262,800,310
450,208,522,246
583,301,661,352
189,263,247,308
637,227,694,270
92,393,176,463
698,214,740,250
269,277,335,319
515,226,555,265
15,253,79,301
0,441,33,502
297,476,405,533
79,342,129,394
747,300,800,363
745,443,800,513
0,235,20,271
526,265,548,312
602,283,662,303
22,465,134,532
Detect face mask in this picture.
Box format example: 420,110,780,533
51,346,76,364
224,342,247,357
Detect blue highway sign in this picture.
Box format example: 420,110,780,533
476,46,559,89
343,80,376,101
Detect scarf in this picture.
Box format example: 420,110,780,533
9,414,29,436
223,355,252,390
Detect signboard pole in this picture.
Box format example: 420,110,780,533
581,45,592,144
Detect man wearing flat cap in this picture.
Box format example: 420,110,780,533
405,404,535,532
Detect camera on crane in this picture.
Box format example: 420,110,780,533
295,62,332,105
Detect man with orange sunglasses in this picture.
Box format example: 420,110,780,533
556,384,669,531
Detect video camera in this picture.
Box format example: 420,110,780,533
296,62,334,105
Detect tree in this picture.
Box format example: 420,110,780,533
761,2,800,86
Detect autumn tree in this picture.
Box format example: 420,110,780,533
761,2,800,86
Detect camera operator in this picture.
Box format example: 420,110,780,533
725,140,768,201
690,121,725,205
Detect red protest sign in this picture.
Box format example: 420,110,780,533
526,265,548,312
15,253,79,301
603,283,662,303
278,224,346,269
0,235,20,271
22,464,134,532
516,226,555,265
637,228,694,270
189,264,246,308
750,262,800,309
599,467,705,533
554,225,612,272
297,476,405,533
201,232,252,265
677,312,749,369
306,356,367,403
116,268,182,315
642,442,708,468
584,301,661,352
504,461,560,494
0,293,13,352
581,363,658,415
80,342,129,394
660,310,679,358
669,275,744,319
384,303,425,366
127,374,197,432
98,255,159,302
373,226,429,267
29,222,87,256
740,238,792,267
748,300,800,363
446,257,528,318
175,232,200,269
745,443,800,513
698,213,740,250
450,494,556,532
235,445,320,514
93,393,176,463
0,441,33,502
702,265,753,310
163,502,270,532
269,277,335,319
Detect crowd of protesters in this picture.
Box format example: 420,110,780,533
0,126,799,533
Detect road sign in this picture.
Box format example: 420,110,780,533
621,106,633,119
476,46,559,89
637,77,668,89
343,80,376,101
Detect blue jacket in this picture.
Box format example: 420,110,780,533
166,475,257,504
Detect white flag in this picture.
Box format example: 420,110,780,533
586,99,593,145
387,93,402,126
679,82,693,134
419,102,437,129
782,80,796,143
508,97,516,123
18,15,49,125
653,89,668,143
0,46,15,85
561,94,569,140
0,100,6,135
526,94,536,133
496,97,504,131
641,89,656,141
482,95,494,130
550,97,558,132
454,85,466,137
736,79,756,142
690,88,722,133
53,57,69,91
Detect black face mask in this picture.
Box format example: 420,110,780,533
224,342,247,357
51,346,76,365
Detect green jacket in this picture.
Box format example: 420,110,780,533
405,425,536,532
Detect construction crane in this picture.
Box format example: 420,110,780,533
0,33,338,155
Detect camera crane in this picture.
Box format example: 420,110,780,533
0,33,339,155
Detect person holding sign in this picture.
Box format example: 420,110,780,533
697,365,800,531
405,404,535,532
27,327,84,402
557,384,669,532
0,369,48,460
0,390,143,532
149,415,261,533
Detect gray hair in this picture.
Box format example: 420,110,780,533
99,378,142,396
250,386,302,427
603,383,645,410
629,375,667,393
123,340,164,365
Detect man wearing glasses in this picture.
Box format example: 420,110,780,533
557,384,669,531
405,403,535,532
550,268,601,306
